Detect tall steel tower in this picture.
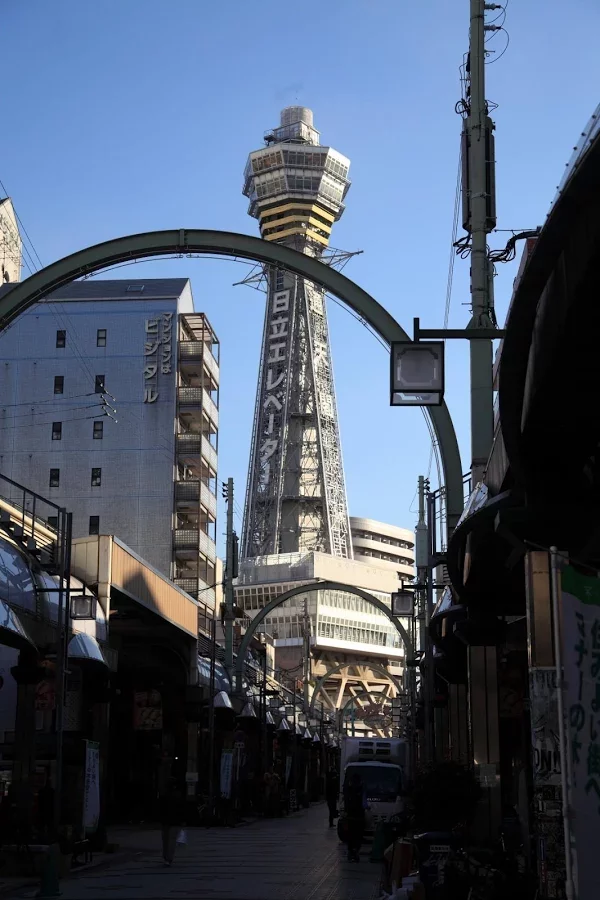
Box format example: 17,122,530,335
241,107,353,560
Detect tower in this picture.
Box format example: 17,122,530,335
241,107,352,560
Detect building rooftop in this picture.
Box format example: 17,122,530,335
0,277,191,302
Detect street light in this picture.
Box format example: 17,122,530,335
390,341,445,406
391,584,414,616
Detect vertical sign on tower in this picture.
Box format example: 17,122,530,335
258,289,291,490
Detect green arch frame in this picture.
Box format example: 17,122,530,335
308,659,403,717
0,229,463,532
236,579,412,691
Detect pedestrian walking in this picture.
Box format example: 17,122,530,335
325,765,339,828
159,777,185,866
343,773,366,862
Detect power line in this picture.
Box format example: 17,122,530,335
0,402,105,422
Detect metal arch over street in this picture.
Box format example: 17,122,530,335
0,229,463,534
235,579,413,691
308,659,403,717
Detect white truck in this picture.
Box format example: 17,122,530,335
338,737,408,836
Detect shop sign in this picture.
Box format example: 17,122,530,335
285,755,292,786
83,740,100,833
562,565,600,900
35,680,55,712
530,668,561,786
143,312,174,403
133,690,163,730
220,750,233,799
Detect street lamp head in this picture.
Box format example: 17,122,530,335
390,341,445,406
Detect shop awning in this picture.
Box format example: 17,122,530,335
0,598,36,652
213,690,233,710
239,701,257,719
68,632,108,667
198,657,231,692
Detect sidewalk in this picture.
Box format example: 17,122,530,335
0,805,321,898
3,804,382,900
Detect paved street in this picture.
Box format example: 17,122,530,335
12,805,381,900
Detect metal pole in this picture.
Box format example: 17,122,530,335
467,0,496,484
224,478,235,672
416,476,432,763
53,509,72,840
550,547,575,900
207,616,217,819
302,597,311,709
261,647,268,779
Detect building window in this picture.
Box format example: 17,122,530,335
49,468,60,488
95,375,105,393
56,330,66,348
93,420,103,440
47,515,58,529
96,329,107,347
51,422,62,441
89,516,99,535
91,467,102,487
54,376,64,395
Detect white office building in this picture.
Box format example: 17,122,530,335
350,517,415,584
0,278,219,619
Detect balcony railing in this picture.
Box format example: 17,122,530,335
201,482,217,518
173,529,199,550
176,481,200,502
178,388,219,427
173,529,216,560
175,481,217,517
174,577,198,594
179,342,220,383
199,530,216,561
176,434,217,471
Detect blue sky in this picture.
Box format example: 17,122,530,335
3,0,600,546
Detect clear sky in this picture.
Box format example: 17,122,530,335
2,0,599,547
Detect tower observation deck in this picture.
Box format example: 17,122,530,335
241,107,353,560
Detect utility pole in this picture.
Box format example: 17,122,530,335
222,478,238,672
465,0,498,484
302,596,311,709
415,475,433,763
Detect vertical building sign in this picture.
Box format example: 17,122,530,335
143,312,174,403
83,740,100,833
258,289,291,490
562,565,600,900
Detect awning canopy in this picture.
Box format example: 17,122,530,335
213,690,233,710
0,598,36,652
68,632,108,667
239,701,257,719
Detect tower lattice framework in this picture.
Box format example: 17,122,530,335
241,107,352,560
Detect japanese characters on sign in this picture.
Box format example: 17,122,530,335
258,290,290,489
562,565,600,899
83,740,100,833
143,312,174,403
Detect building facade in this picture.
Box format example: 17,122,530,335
0,278,219,616
350,517,415,584
0,197,22,285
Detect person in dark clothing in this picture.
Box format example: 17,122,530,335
159,778,185,866
343,773,366,862
325,766,339,828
